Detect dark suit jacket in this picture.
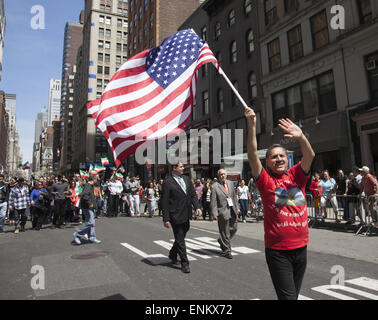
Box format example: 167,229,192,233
161,174,200,225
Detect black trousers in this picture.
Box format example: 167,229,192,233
170,221,190,266
108,194,119,216
265,245,307,300
32,207,46,230
53,199,66,226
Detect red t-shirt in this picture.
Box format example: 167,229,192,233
255,163,310,250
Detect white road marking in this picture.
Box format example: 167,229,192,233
298,294,314,300
345,277,378,292
153,240,197,261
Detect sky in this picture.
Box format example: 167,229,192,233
1,0,85,163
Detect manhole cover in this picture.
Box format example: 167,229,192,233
71,251,109,260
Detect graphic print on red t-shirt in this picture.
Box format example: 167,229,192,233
255,163,310,250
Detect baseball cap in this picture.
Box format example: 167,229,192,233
361,166,369,173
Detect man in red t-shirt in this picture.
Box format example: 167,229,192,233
245,107,315,300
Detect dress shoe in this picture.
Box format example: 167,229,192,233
224,252,233,259
181,264,190,273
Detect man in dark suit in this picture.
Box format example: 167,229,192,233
210,168,240,259
161,162,202,273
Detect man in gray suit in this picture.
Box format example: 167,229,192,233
210,168,240,259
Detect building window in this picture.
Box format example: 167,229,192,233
231,81,239,106
98,40,104,48
105,41,111,49
150,12,154,29
366,52,378,103
284,0,297,13
301,78,318,119
272,91,286,125
201,26,207,41
99,28,104,37
228,10,236,27
287,25,303,62
217,89,224,112
203,91,209,115
99,15,105,23
268,38,281,72
357,0,372,25
248,72,257,100
116,55,122,65
318,71,336,115
105,29,111,37
104,66,110,75
105,16,111,25
264,0,277,26
97,79,102,90
216,51,223,68
244,0,252,15
192,97,196,121
117,19,122,27
202,64,208,78
246,29,254,54
105,54,110,63
272,70,337,125
230,41,237,63
215,22,221,40
98,52,103,61
311,10,329,50
97,65,103,74
117,31,122,39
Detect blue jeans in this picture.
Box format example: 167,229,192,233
239,199,248,220
74,209,96,241
0,202,7,229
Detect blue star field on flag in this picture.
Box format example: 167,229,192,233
146,29,206,89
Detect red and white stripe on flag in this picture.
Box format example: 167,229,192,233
87,29,218,167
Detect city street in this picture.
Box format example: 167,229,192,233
0,215,377,301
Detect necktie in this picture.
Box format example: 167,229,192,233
178,177,186,193
223,182,228,195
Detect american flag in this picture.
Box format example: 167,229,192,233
87,29,218,167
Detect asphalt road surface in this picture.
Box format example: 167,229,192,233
0,214,377,301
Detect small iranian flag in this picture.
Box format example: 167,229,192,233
95,164,105,173
115,172,124,180
22,161,30,170
101,157,109,166
74,185,83,207
80,170,89,178
89,164,97,175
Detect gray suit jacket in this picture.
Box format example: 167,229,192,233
210,180,240,220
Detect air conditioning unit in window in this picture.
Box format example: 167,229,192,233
366,60,376,71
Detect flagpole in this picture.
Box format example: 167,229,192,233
218,67,249,110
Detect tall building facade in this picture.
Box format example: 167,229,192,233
0,91,8,173
72,0,129,170
257,0,378,174
5,94,22,173
0,0,5,83
47,79,61,126
32,107,48,172
127,0,202,57
60,19,84,172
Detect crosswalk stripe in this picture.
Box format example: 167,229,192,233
169,239,213,259
298,294,314,300
153,240,197,261
345,277,378,292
